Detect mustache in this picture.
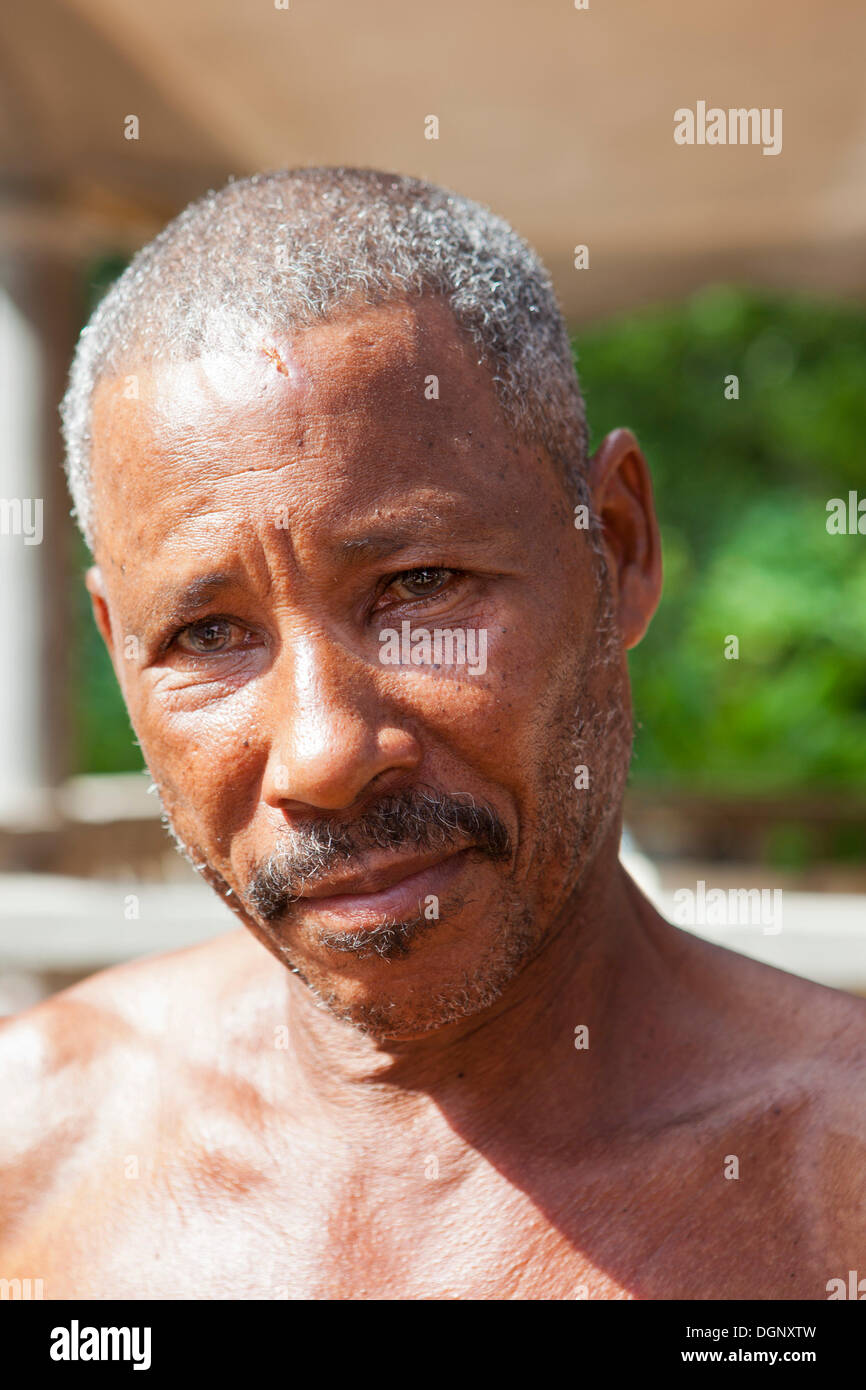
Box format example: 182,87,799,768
246,785,511,922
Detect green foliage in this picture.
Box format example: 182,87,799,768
576,285,866,792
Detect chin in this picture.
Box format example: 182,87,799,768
309,978,511,1042
281,924,539,1043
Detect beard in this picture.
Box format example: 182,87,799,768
152,570,632,1040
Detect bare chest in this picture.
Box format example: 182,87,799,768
5,1135,830,1300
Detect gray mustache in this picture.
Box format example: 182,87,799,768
246,786,510,922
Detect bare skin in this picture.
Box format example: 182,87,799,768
1,296,864,1300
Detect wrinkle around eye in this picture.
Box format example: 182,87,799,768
146,658,266,706
148,630,270,692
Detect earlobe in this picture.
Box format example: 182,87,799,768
587,429,663,650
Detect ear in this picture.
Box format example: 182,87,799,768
587,428,663,649
85,566,118,668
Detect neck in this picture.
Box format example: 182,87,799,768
277,842,678,1153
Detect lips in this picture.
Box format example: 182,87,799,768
299,847,465,900
294,847,472,925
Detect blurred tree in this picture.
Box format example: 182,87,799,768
577,286,866,795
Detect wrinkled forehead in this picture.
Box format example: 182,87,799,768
87,295,536,569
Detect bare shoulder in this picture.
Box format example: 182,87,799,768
682,926,866,1071
674,926,866,1254
769,965,866,1259
0,929,280,1247
0,927,271,1080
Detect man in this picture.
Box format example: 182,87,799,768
1,168,863,1300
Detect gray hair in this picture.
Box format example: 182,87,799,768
60,167,589,547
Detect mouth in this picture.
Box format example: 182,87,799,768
295,847,472,925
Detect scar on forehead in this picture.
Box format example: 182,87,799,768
261,344,289,376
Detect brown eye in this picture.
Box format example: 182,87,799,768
177,618,235,654
390,568,452,600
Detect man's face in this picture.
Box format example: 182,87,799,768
87,297,637,1039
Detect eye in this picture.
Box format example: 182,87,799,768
386,567,455,602
174,617,240,655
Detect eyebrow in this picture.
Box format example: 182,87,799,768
143,571,237,627
339,523,511,562
340,533,422,561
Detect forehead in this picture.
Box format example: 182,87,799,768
88,296,549,570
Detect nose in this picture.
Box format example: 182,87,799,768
260,630,421,813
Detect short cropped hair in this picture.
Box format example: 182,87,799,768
60,167,589,547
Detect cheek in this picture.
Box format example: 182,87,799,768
397,618,571,781
130,681,265,837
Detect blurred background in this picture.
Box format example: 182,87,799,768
0,0,864,1013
